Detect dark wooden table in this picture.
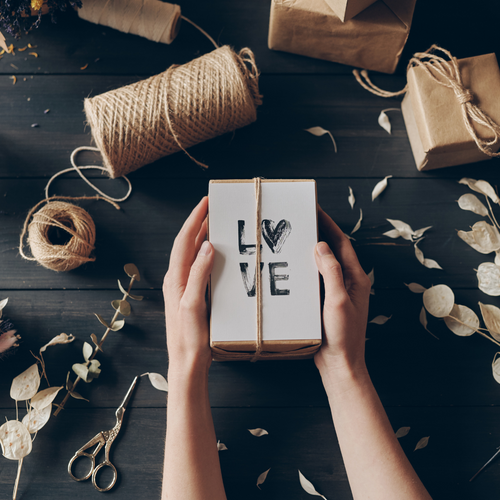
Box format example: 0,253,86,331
1,1,500,498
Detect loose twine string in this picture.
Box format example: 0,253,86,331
353,45,500,158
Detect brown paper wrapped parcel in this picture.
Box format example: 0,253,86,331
208,179,322,361
402,53,500,171
324,0,378,22
268,0,417,74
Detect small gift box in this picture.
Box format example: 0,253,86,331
401,52,500,171
268,0,417,74
208,179,322,361
325,0,378,22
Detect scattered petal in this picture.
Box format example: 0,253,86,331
444,304,479,336
369,315,392,325
383,229,402,239
458,193,489,217
348,186,355,209
477,262,500,296
10,75,16,85
298,470,327,499
386,219,414,240
31,123,39,128
22,405,51,433
423,285,454,318
217,440,228,451
395,427,410,438
304,127,337,153
414,240,443,269
378,110,392,134
419,306,438,339
80,63,88,70
10,364,40,401
413,226,433,238
257,468,271,489
29,52,38,58
479,302,500,342
0,297,8,311
31,386,63,411
414,436,430,451
40,333,75,353
372,176,392,201
492,353,500,384
405,283,427,293
351,209,363,235
147,373,168,392
0,420,32,460
248,428,268,437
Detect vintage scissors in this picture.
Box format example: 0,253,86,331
68,376,138,492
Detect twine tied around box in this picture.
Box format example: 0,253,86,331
353,45,500,158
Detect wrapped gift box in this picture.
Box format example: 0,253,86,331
208,179,322,361
402,53,500,171
325,0,378,22
268,0,417,74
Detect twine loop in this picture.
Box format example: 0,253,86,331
353,45,500,157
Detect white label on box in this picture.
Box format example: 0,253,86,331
209,181,322,343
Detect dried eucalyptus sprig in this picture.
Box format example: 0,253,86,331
53,264,142,415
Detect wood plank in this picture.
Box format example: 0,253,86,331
2,74,500,180
1,406,500,499
1,288,500,410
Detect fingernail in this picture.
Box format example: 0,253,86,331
316,242,331,256
199,240,211,256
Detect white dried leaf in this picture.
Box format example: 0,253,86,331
372,176,392,201
31,386,63,411
248,428,268,437
459,177,480,192
39,333,75,353
477,262,500,296
0,420,32,460
423,285,454,318
414,436,430,451
458,193,489,217
83,342,93,362
369,315,392,325
344,233,356,241
0,297,8,311
298,470,327,499
378,110,392,134
395,427,410,438
257,468,270,489
348,186,355,209
217,440,228,451
304,127,337,153
22,405,52,433
368,268,374,286
383,229,401,239
458,229,490,254
351,209,363,235
479,302,500,341
413,226,432,238
405,283,427,293
492,353,500,384
470,221,500,253
414,240,425,264
495,251,500,266
414,240,443,269
10,364,40,401
444,304,479,336
148,373,168,392
474,180,499,204
386,219,414,240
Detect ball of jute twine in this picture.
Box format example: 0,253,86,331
84,45,262,178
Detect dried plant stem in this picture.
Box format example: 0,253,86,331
53,275,136,416
13,458,23,500
447,315,500,347
485,196,500,231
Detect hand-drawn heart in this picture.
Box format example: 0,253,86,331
261,219,292,254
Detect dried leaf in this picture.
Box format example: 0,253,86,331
458,221,500,255
128,293,144,301
248,428,268,437
459,177,481,193
383,229,402,239
474,180,500,204
405,283,427,293
368,268,374,286
95,313,110,329
22,405,52,433
10,364,40,401
88,360,101,378
479,302,500,341
257,468,270,489
477,262,500,296
414,436,430,451
90,333,101,351
378,110,392,134
458,193,489,217
414,240,443,269
31,386,63,411
413,226,432,238
110,319,125,331
148,373,168,392
419,307,438,339
304,126,337,153
351,209,363,235
39,333,75,353
348,186,355,209
80,63,88,70
72,363,89,382
414,240,425,264
217,440,228,451
83,342,93,362
369,315,392,325
298,470,327,499
0,297,8,311
372,175,392,201
0,420,32,460
112,299,131,316
495,251,500,266
66,371,73,392
444,304,479,336
492,353,500,384
69,391,89,401
124,263,141,281
423,285,454,318
386,219,414,240
395,427,410,438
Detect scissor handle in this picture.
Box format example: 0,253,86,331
68,451,96,482
92,460,118,492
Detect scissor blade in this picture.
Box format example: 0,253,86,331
118,375,139,410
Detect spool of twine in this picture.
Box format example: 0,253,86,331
78,0,182,45
84,45,262,178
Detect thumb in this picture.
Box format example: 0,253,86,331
182,241,214,308
315,242,349,308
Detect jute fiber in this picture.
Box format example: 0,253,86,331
84,45,262,178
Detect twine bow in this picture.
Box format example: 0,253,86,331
353,45,500,158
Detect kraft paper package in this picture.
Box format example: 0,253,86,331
402,53,500,171
208,179,322,361
268,0,417,74
325,0,378,22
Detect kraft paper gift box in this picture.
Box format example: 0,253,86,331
401,53,500,171
208,179,322,361
325,0,378,22
268,0,417,74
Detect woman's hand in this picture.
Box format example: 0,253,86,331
314,206,371,379
163,196,214,375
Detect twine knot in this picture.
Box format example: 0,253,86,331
456,87,473,105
